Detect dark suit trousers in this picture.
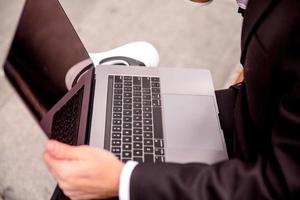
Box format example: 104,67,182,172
215,86,239,158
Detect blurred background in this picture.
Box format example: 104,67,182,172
0,0,242,199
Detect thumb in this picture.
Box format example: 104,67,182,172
46,140,82,160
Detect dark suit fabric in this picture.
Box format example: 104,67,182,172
130,0,300,199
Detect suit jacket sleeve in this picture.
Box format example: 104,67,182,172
129,15,300,200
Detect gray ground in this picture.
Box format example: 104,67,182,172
0,0,242,199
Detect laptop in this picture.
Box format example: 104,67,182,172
5,0,228,164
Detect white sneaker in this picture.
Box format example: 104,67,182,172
188,0,213,6
65,41,160,90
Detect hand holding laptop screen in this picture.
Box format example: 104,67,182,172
44,140,124,199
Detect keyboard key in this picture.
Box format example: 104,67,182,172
123,136,132,143
133,91,141,96
153,107,163,139
124,92,132,98
143,112,152,118
122,151,132,158
114,95,122,100
112,126,121,132
154,139,164,148
114,76,123,83
124,76,132,81
151,82,160,88
133,86,141,91
144,126,152,132
123,110,132,116
144,139,153,146
144,146,153,153
124,98,132,104
152,88,160,94
124,104,132,110
133,97,141,102
113,107,122,112
133,103,142,109
123,116,132,122
143,101,151,106
123,144,132,151
114,83,122,88
152,94,160,99
113,113,122,118
155,156,164,163
151,77,160,82
155,148,165,155
111,147,121,154
133,129,142,135
112,140,121,146
122,159,130,163
142,77,151,88
133,77,141,85
152,99,161,107
142,88,151,94
144,132,153,138
113,119,121,125
143,94,151,100
124,87,132,92
123,123,132,129
133,122,142,128
112,133,121,139
144,119,152,125
133,150,143,157
143,107,151,112
123,130,132,135
114,101,122,106
133,142,143,149
133,115,142,121
133,109,142,115
133,135,142,141
114,89,122,94
144,154,154,162
124,81,132,87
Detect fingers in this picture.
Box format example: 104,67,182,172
44,151,70,180
63,190,96,200
45,140,83,160
43,141,122,199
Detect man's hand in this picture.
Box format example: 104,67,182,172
44,140,124,200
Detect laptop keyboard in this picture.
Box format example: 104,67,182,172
51,87,84,145
105,75,165,163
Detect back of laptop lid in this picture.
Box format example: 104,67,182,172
5,0,91,109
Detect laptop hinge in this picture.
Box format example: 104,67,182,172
84,67,96,145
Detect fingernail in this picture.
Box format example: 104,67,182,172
47,140,59,154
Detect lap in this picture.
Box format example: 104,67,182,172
215,87,239,158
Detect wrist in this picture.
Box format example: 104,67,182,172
111,161,125,196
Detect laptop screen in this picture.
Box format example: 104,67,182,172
4,0,90,105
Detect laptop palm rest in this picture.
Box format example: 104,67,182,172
163,94,227,163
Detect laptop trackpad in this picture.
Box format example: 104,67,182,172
163,94,225,163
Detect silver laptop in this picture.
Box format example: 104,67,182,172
6,0,228,164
